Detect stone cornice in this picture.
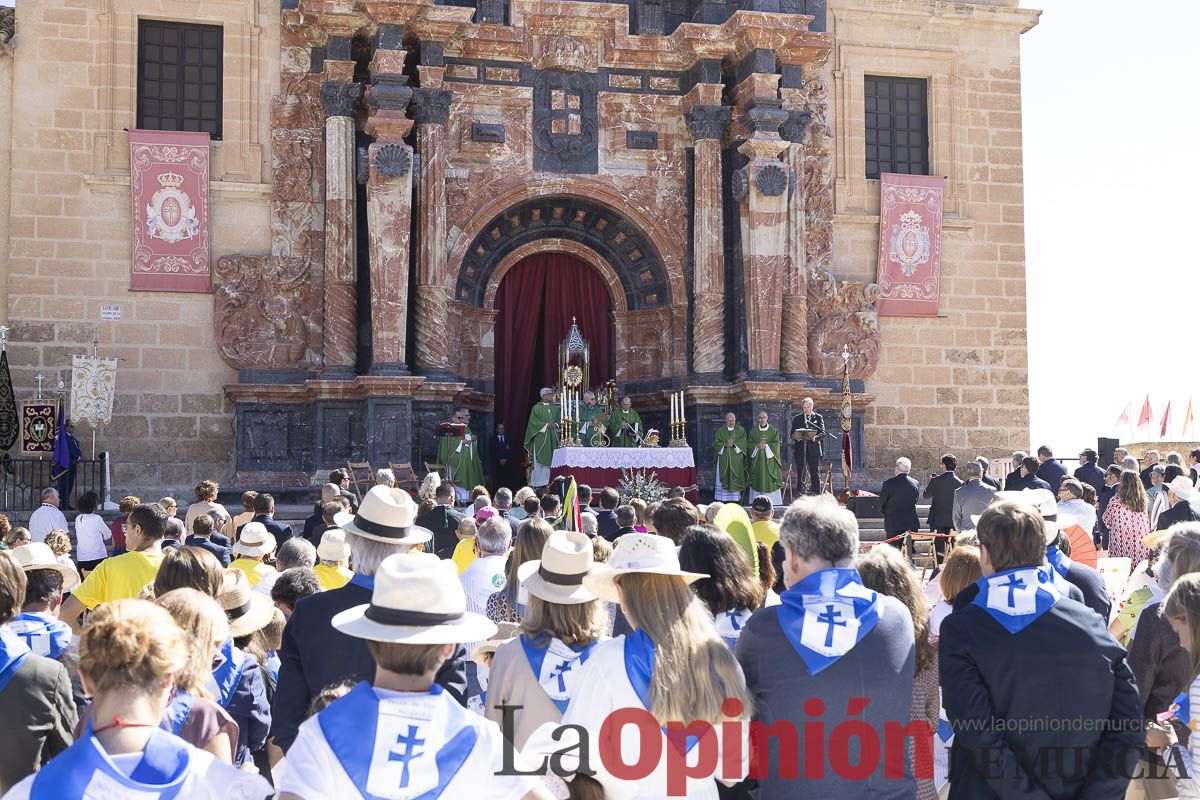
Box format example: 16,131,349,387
832,0,1041,34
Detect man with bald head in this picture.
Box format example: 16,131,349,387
713,412,748,502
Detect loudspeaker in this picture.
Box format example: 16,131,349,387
1098,437,1120,468
849,495,881,519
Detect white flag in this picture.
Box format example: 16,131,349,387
70,355,118,427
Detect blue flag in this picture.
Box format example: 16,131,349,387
51,403,70,475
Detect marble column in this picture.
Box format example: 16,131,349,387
779,109,812,376
365,28,415,376
319,80,363,377
411,87,453,378
685,105,731,381
736,104,792,377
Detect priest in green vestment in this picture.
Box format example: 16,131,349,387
578,391,602,447
608,396,644,448
747,410,783,505
524,387,561,489
437,407,485,504
713,412,748,502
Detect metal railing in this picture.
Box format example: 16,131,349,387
0,455,110,520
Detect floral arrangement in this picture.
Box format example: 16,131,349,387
617,468,668,504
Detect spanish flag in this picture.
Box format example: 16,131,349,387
1185,398,1195,437
558,477,582,532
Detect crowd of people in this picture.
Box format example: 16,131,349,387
0,445,1198,798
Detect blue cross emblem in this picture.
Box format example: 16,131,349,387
13,629,37,650
548,659,574,694
725,611,743,632
817,604,847,647
1001,573,1026,608
387,724,426,789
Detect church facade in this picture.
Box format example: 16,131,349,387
0,0,1039,495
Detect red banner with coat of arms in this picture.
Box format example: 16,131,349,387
875,173,944,317
129,130,211,292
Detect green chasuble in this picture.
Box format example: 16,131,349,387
609,408,644,448
747,424,783,493
712,425,749,491
437,430,485,489
524,401,560,468
578,404,602,447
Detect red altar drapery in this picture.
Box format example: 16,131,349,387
493,254,613,478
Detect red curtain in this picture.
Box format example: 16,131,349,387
494,253,613,471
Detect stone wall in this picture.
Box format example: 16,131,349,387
1,0,278,494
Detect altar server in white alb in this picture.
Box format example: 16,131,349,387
276,552,553,800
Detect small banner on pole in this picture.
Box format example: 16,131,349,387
19,400,57,456
70,355,118,428
0,350,16,451
875,173,944,317
128,129,212,293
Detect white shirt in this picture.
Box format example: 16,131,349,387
1056,498,1096,534
74,512,110,561
279,686,540,800
27,504,68,543
460,554,508,653
929,599,953,637
1,738,272,800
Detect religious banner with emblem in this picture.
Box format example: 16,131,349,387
19,400,57,456
70,355,118,428
875,173,944,317
0,349,16,451
128,129,212,292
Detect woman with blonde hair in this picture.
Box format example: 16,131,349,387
153,588,238,761
3,599,270,798
1103,469,1151,565
184,480,233,539
552,533,751,798
929,545,982,636
629,498,649,533
1147,571,1200,796
486,530,607,747
510,486,537,521
418,471,441,503
486,517,551,624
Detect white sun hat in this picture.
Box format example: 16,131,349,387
518,530,598,605
317,529,351,563
233,522,276,557
9,542,80,592
334,486,433,546
583,532,708,604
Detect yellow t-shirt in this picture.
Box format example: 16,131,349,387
752,520,781,548
229,557,276,588
452,537,477,574
73,550,164,610
314,563,353,591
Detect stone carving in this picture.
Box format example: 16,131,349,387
684,106,731,141
807,267,881,379
320,81,363,118
373,143,412,177
1,7,15,46
214,255,315,369
731,168,749,202
779,109,812,143
802,69,834,272
411,88,453,126
533,71,599,174
755,164,789,197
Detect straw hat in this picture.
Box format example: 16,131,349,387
218,568,276,638
973,488,1074,545
317,529,351,563
1168,476,1196,502
470,621,520,667
518,530,598,605
233,522,276,558
583,533,708,604
334,486,433,546
9,542,79,592
332,552,497,644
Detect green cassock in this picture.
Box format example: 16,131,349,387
524,401,560,469
578,404,602,447
609,407,644,448
747,424,783,493
437,429,484,490
712,424,749,492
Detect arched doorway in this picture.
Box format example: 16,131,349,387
493,253,613,486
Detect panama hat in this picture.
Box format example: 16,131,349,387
317,529,351,563
334,486,433,546
583,533,708,604
233,522,276,557
333,552,497,644
973,489,1074,545
9,542,79,592
218,568,276,638
470,621,520,667
518,530,598,605
1168,476,1196,502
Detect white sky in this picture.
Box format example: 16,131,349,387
1023,0,1200,455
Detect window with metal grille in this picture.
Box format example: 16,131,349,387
864,75,928,180
137,20,223,139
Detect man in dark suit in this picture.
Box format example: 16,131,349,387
924,454,963,566
1139,449,1161,490
1017,456,1051,491
596,487,620,541
975,456,1001,490
940,501,1141,798
488,423,513,492
880,457,920,555
236,492,294,547
303,502,341,547
1157,476,1199,530
415,483,464,557
184,514,231,567
790,397,825,495
492,487,520,537
1004,451,1026,490
271,500,467,752
1074,448,1106,498
1095,464,1121,548
1035,445,1067,492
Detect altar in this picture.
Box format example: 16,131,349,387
549,447,699,501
